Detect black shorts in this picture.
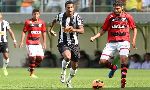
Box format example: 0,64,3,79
57,43,80,62
0,42,9,53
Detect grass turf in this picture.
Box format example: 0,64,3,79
0,68,149,89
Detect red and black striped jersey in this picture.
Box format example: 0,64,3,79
23,18,46,45
102,12,136,42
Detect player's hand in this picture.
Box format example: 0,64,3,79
50,30,57,36
64,26,74,33
14,42,17,48
90,37,95,42
132,39,137,49
42,43,46,49
19,42,24,48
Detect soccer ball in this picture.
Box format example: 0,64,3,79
92,79,104,89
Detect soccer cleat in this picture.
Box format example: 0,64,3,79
60,74,66,83
30,74,38,79
2,68,8,76
121,78,126,88
66,81,73,88
108,65,118,78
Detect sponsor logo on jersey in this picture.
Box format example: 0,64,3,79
31,31,41,34
112,25,126,29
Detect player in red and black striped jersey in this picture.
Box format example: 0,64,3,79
90,1,137,88
19,9,46,78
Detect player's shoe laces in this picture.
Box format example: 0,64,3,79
66,80,73,88
2,68,8,76
108,65,118,78
30,74,38,79
60,74,66,83
121,78,126,88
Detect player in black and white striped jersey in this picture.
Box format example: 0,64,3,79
0,13,17,76
49,1,84,88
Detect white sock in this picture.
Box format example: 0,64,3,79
3,58,9,69
67,68,77,82
61,59,70,75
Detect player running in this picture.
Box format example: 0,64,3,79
49,1,84,88
90,1,137,88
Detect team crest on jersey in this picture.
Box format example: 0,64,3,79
38,24,42,27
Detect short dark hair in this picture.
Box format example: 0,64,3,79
113,0,125,7
65,0,74,7
32,9,40,13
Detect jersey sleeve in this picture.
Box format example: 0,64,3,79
42,21,46,32
76,15,84,26
55,13,60,22
5,21,10,30
128,14,136,30
101,15,111,31
23,20,29,32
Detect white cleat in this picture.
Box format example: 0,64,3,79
66,81,73,88
2,68,8,76
30,74,38,79
60,74,66,83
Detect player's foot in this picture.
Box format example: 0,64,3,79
60,74,66,83
121,78,126,88
2,68,8,76
30,74,38,79
66,80,73,88
108,65,118,78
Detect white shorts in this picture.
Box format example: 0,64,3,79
100,41,130,60
26,44,44,57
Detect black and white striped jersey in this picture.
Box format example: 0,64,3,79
55,12,83,45
0,20,10,42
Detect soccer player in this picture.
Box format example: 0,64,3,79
19,9,46,78
90,1,137,88
49,1,84,88
0,13,17,76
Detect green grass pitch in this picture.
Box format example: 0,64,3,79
0,68,150,89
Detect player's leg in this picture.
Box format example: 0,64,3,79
120,56,128,88
60,49,71,83
58,44,71,83
2,42,9,76
26,45,38,78
2,52,9,76
35,44,44,67
66,61,78,88
99,43,117,78
66,45,80,88
118,41,130,88
28,56,38,78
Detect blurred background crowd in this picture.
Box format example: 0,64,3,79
0,0,150,13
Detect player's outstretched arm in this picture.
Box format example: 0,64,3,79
131,28,137,49
19,32,26,48
49,19,57,36
8,28,17,48
90,30,106,42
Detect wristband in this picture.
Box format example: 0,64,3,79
13,40,17,43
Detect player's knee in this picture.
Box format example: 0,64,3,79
100,59,107,64
120,55,128,64
36,56,43,61
71,62,78,70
